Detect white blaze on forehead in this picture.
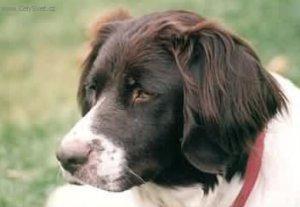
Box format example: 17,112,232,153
61,97,106,145
60,96,126,186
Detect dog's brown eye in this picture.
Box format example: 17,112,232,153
86,83,97,91
132,89,154,104
85,83,98,106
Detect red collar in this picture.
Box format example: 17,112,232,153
231,132,266,207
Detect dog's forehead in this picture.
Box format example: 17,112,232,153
91,35,170,78
85,10,203,81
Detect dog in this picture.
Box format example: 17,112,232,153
52,10,300,207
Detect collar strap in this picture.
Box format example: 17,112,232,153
231,132,266,207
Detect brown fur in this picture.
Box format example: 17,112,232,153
79,9,286,180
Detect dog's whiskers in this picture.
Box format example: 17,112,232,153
123,165,146,184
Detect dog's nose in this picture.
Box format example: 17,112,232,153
56,140,91,173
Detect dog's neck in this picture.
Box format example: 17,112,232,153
150,146,249,194
134,132,266,207
133,175,243,207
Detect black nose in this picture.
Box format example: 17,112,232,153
56,140,91,173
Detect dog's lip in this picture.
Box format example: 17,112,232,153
63,172,86,186
69,180,83,185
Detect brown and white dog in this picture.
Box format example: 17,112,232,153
48,10,300,207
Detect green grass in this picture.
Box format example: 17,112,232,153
0,0,299,206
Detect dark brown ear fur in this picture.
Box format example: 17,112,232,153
156,12,286,175
78,9,131,114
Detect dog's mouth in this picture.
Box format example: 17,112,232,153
62,169,127,192
61,162,145,192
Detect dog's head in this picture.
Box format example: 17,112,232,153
56,10,286,192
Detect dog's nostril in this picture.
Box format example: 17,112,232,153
63,157,87,173
56,140,91,173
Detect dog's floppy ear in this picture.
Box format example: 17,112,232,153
158,15,286,174
78,9,131,114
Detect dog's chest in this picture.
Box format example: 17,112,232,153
132,176,243,207
132,183,204,207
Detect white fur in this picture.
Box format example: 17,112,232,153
45,184,139,207
245,74,300,207
48,74,300,207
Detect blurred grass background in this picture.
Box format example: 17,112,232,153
0,0,299,206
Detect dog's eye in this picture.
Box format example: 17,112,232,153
85,83,98,105
86,83,97,92
132,88,154,104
